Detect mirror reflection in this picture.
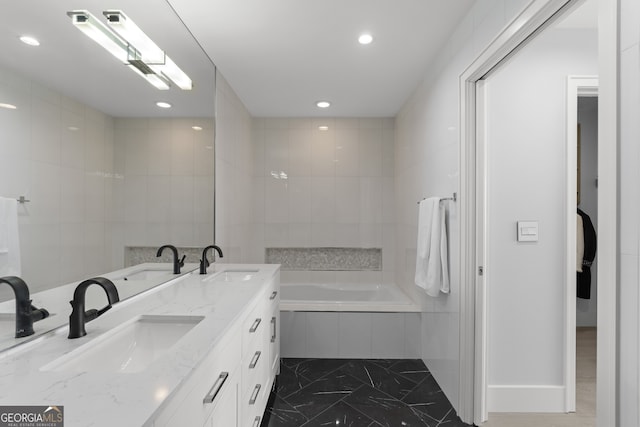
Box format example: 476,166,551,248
0,0,216,345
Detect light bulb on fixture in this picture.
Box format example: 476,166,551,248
316,101,331,108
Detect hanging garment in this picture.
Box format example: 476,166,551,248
576,213,584,273
577,208,597,299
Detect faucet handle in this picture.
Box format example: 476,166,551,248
85,305,112,322
179,254,186,267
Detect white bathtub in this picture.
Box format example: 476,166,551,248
279,282,419,312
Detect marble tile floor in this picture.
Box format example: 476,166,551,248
482,327,597,427
260,358,472,427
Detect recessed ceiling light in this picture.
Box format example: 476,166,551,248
192,126,203,131
19,35,40,46
318,126,329,131
156,101,172,109
0,103,17,110
358,34,373,45
316,101,331,108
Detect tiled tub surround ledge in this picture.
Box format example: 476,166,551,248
0,262,199,352
0,264,280,427
280,281,420,359
266,247,382,271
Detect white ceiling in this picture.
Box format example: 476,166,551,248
0,0,475,119
168,0,476,117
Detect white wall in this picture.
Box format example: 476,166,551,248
577,97,598,327
252,117,395,284
214,71,254,262
395,0,533,411
484,27,597,410
111,117,215,265
0,65,115,299
618,0,640,424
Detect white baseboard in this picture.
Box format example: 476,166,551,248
487,385,566,413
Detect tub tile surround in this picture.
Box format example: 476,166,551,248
280,311,421,359
261,358,471,427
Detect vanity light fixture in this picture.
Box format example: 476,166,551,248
358,33,373,45
0,103,17,110
67,10,192,91
19,36,40,46
316,101,331,108
156,101,172,109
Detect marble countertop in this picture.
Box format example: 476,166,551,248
0,263,200,352
0,263,280,427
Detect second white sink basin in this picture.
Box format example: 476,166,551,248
208,270,259,283
41,315,204,374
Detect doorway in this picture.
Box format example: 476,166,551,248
456,0,616,425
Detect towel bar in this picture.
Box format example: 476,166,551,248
417,192,457,204
16,196,30,204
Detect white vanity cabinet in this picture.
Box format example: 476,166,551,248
151,272,280,427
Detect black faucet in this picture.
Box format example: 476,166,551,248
68,277,119,339
200,245,224,274
0,276,49,338
156,244,185,274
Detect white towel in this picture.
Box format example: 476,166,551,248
0,197,21,277
415,197,450,297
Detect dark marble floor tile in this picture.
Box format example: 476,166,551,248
402,375,453,421
292,358,352,382
284,372,364,419
437,408,474,426
301,400,378,427
339,360,417,400
344,384,435,427
260,395,308,427
389,359,431,384
281,358,307,368
365,359,396,369
277,363,312,398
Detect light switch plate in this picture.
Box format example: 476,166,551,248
517,221,539,242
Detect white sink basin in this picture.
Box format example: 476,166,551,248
207,270,259,282
113,269,173,281
41,315,203,374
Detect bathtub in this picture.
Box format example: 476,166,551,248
280,282,419,312
279,282,421,358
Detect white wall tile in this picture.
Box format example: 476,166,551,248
306,312,339,357
371,313,406,358
311,177,335,223
338,312,372,358
265,178,289,223
288,177,312,223
311,130,336,176
335,177,360,223
335,128,359,176
288,128,313,177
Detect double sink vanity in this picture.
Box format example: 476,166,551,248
0,260,280,426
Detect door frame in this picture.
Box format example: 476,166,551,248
457,0,617,425
565,75,599,413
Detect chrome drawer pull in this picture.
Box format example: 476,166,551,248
249,318,261,333
203,372,229,404
253,416,261,427
249,384,261,405
271,317,277,343
269,291,278,300
249,351,261,369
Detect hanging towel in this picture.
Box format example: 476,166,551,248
415,197,450,297
576,213,584,273
0,197,21,277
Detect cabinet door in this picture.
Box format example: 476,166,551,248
207,376,237,427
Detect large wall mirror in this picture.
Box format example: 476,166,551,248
0,0,216,305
